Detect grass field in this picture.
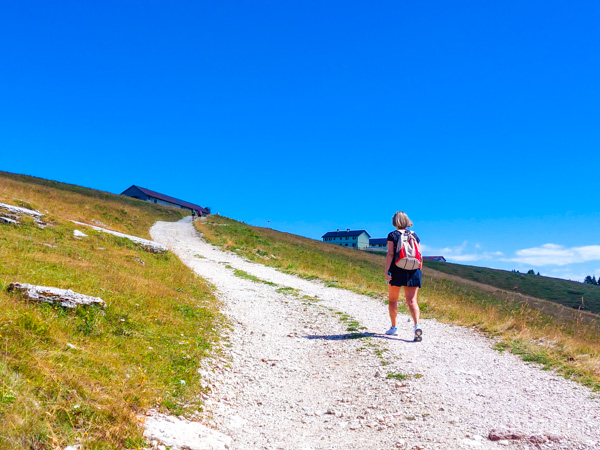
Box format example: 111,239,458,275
195,215,600,391
426,261,600,314
0,172,223,449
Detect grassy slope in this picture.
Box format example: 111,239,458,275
0,172,222,449
427,261,600,314
196,215,600,390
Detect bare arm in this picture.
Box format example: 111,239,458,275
385,240,394,282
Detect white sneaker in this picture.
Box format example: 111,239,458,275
385,326,398,336
414,325,423,342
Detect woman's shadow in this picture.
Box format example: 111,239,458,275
303,332,414,343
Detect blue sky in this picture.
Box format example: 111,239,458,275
1,1,599,281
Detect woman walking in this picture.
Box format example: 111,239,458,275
384,211,423,341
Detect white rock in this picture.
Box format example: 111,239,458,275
0,202,43,217
143,412,232,450
8,282,106,308
71,220,167,253
461,438,483,447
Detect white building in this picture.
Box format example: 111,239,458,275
322,229,371,248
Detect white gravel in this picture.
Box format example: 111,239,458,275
148,217,600,450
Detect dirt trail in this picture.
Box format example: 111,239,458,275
147,217,600,450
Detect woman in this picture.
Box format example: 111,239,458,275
384,211,423,341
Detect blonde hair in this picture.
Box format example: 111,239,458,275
392,211,413,229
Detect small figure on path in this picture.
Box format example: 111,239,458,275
384,211,423,341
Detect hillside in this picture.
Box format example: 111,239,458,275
0,172,222,448
195,215,600,390
426,261,600,314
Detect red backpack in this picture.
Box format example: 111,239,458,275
394,230,422,270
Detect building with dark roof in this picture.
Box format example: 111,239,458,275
322,229,371,248
121,185,209,215
423,256,446,262
369,238,387,248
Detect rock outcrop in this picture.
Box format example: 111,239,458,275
8,283,106,308
0,202,46,227
71,221,168,253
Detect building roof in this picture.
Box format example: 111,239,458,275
423,256,446,262
369,238,388,245
322,229,371,239
122,185,207,213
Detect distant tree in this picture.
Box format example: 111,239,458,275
583,275,597,285
594,276,598,285
527,269,536,275
537,272,540,276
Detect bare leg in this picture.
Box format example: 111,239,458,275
404,286,420,326
388,285,401,327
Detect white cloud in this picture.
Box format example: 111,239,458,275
450,253,488,262
423,241,600,282
505,244,600,267
421,242,503,263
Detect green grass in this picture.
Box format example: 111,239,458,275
0,172,222,448
195,215,600,391
232,268,277,286
276,286,300,296
386,372,409,380
426,261,600,314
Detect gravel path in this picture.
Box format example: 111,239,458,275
148,218,600,450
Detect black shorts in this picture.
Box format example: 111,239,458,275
389,267,422,288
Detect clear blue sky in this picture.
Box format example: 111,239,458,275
2,1,599,281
